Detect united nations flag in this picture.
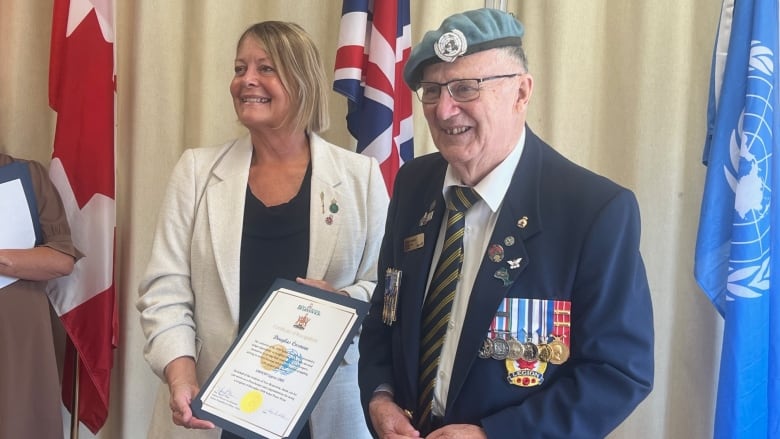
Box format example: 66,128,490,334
694,0,780,437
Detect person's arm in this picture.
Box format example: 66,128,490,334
0,246,74,280
1,158,80,282
137,149,201,379
358,165,407,434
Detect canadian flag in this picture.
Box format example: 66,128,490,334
47,0,117,433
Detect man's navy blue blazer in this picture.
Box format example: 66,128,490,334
358,127,654,438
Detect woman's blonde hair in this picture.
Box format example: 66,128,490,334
237,21,330,133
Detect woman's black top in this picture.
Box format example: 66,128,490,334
222,163,313,439
238,163,312,329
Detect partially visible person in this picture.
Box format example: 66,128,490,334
358,8,654,439
137,21,388,439
0,153,80,438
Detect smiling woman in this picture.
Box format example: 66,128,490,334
136,20,388,439
231,21,329,136
230,37,292,135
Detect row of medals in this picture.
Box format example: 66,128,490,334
478,333,570,365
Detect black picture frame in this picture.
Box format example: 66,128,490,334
191,278,369,439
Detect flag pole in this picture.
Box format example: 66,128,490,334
484,0,507,11
69,351,80,439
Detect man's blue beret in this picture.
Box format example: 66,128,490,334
403,8,525,88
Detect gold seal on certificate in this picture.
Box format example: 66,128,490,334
260,344,288,371
240,390,264,413
191,279,369,439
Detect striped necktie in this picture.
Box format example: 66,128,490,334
416,186,481,434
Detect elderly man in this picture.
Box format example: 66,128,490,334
358,8,654,439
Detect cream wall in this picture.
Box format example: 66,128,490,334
0,1,722,438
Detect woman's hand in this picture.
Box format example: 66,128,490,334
164,356,215,430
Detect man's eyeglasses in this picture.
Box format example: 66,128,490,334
414,73,523,104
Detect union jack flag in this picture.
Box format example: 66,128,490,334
333,0,413,195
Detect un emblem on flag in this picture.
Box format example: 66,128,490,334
723,40,774,301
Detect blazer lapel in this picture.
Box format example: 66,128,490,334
306,135,342,280
398,161,448,401
207,136,253,323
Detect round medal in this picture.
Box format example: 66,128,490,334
478,338,494,359
537,343,552,362
520,342,539,362
507,338,525,360
487,244,505,263
547,338,570,365
491,338,510,360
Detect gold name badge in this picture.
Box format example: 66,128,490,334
403,233,424,252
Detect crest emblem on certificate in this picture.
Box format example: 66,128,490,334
293,314,311,329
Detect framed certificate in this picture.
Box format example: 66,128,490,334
0,161,42,289
191,278,370,439
0,161,42,245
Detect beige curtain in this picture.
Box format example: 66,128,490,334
0,1,722,438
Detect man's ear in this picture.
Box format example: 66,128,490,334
515,73,533,110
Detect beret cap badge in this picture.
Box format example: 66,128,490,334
433,29,468,63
